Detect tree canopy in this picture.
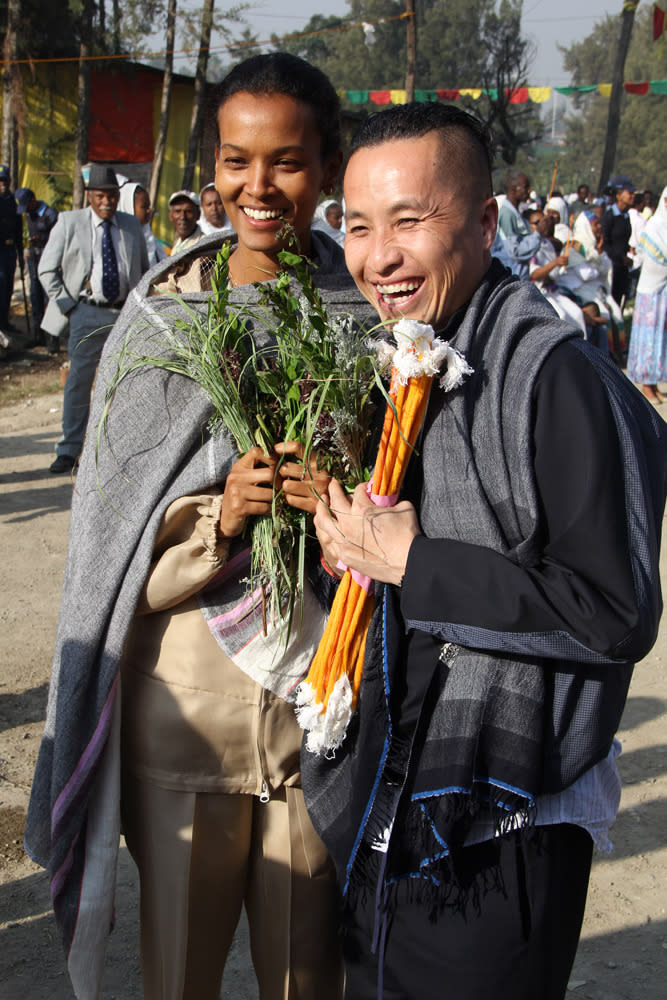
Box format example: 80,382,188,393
272,0,541,166
558,7,667,195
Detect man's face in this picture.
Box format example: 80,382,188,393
201,187,225,228
529,210,553,239
344,133,497,330
512,173,530,204
578,185,590,202
87,187,119,220
169,198,199,239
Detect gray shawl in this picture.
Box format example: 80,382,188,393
24,230,374,998
302,259,666,906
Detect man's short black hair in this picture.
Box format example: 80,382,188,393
350,103,493,196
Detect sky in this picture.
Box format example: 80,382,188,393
229,0,618,88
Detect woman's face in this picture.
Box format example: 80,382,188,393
214,91,340,263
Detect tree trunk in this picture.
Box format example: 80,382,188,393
112,0,121,55
1,0,20,183
405,0,416,102
597,1,638,195
181,0,214,192
72,0,93,210
149,0,177,210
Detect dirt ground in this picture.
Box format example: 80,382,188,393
1,328,666,999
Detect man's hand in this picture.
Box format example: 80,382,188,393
275,441,332,516
314,479,421,587
219,446,277,538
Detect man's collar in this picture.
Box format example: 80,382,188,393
611,203,627,217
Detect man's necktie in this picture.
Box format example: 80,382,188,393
101,219,120,304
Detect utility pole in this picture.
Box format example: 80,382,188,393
149,0,177,211
405,0,416,102
72,0,93,210
598,0,638,195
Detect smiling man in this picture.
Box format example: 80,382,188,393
303,103,667,1000
168,189,204,253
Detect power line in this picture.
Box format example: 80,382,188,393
5,11,413,66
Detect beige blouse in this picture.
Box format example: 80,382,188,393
121,494,304,795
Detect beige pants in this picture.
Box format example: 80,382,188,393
122,775,344,1000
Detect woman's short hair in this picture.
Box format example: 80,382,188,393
210,53,341,162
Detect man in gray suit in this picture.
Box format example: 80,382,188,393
39,164,149,473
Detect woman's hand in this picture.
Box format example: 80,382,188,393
314,479,421,587
275,441,332,516
219,446,277,538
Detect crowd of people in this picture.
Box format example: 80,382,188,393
10,51,667,1000
1,112,665,416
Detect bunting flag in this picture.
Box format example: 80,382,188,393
654,3,666,39
339,81,667,105
528,87,551,103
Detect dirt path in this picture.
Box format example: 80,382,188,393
1,376,666,999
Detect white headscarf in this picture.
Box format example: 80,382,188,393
311,198,345,247
117,181,167,266
545,196,571,245
118,181,140,216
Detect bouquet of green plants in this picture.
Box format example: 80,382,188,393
98,241,385,643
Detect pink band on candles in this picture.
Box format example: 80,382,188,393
350,569,373,593
335,561,373,594
369,492,398,507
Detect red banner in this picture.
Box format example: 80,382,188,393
89,66,155,163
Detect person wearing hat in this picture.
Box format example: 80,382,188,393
601,174,635,305
0,164,22,334
168,189,203,253
38,163,149,473
15,187,58,341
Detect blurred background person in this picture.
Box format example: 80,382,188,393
311,197,345,247
168,189,203,253
626,186,667,404
199,181,234,236
0,164,22,334
15,186,58,343
119,182,168,267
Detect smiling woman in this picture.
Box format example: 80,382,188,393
211,58,342,287
24,53,373,1000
